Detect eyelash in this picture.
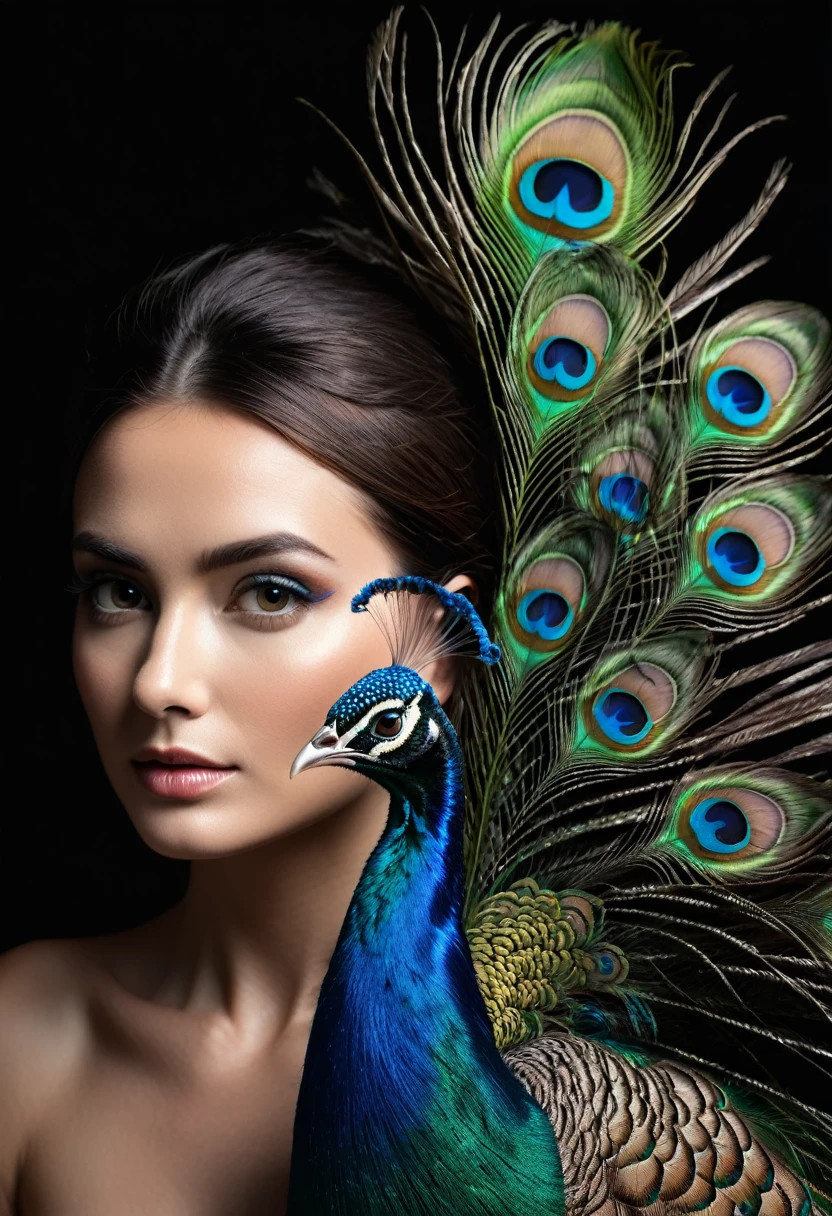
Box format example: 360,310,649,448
65,571,325,631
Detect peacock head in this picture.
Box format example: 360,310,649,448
289,664,444,781
289,576,500,785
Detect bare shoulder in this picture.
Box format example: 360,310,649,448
3,933,92,1030
0,937,95,1097
0,935,96,1038
0,939,95,1211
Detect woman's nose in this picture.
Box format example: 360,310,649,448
132,602,213,719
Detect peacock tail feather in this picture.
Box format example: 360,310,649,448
301,5,832,1208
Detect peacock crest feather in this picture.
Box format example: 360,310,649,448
290,7,832,1212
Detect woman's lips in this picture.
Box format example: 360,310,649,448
132,761,238,800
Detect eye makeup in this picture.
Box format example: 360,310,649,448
66,569,335,631
228,573,335,632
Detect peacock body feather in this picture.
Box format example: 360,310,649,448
289,8,832,1213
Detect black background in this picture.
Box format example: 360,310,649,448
9,0,831,952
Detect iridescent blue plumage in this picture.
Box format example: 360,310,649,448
287,589,563,1215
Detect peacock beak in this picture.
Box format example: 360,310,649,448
290,723,363,778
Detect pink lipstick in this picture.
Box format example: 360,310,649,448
131,747,238,801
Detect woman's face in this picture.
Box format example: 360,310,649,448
72,399,470,860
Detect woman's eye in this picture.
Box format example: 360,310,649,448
231,575,316,623
91,579,148,613
372,712,403,738
248,584,295,613
70,570,320,629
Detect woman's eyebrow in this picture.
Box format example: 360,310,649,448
72,532,149,571
197,533,337,571
71,530,337,572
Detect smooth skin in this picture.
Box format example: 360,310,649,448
0,399,475,1216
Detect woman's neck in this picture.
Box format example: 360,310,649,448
125,778,391,1042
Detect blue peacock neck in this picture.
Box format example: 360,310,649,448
346,725,467,955
286,699,564,1215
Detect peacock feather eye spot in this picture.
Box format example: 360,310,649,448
504,554,587,658
598,473,649,524
670,778,790,869
517,589,573,641
706,366,771,428
532,161,601,210
707,528,765,586
689,798,751,854
587,944,628,986
534,336,597,390
519,159,614,230
593,688,652,744
372,711,404,739
597,952,615,976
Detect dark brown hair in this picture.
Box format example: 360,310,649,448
71,240,498,715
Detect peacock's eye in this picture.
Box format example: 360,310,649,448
707,529,764,586
699,501,794,594
586,661,676,751
586,944,629,988
525,294,610,406
518,588,573,640
706,366,770,427
509,113,627,243
700,336,797,435
593,688,652,744
506,554,586,654
673,782,786,867
593,950,624,981
372,711,403,739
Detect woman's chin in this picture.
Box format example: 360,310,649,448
106,758,382,861
112,775,281,860
116,790,352,862
124,809,294,861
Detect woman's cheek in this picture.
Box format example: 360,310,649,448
71,596,391,851
72,614,138,738
227,607,383,770
218,607,389,815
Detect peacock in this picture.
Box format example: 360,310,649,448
285,10,832,1214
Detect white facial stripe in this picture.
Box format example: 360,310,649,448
404,715,440,762
369,693,424,756
340,698,406,749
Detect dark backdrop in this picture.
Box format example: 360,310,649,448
9,0,831,952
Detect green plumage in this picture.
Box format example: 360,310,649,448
475,24,680,272
510,246,658,431
682,478,832,613
686,303,831,450
302,6,832,1209
494,515,614,674
658,766,832,877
